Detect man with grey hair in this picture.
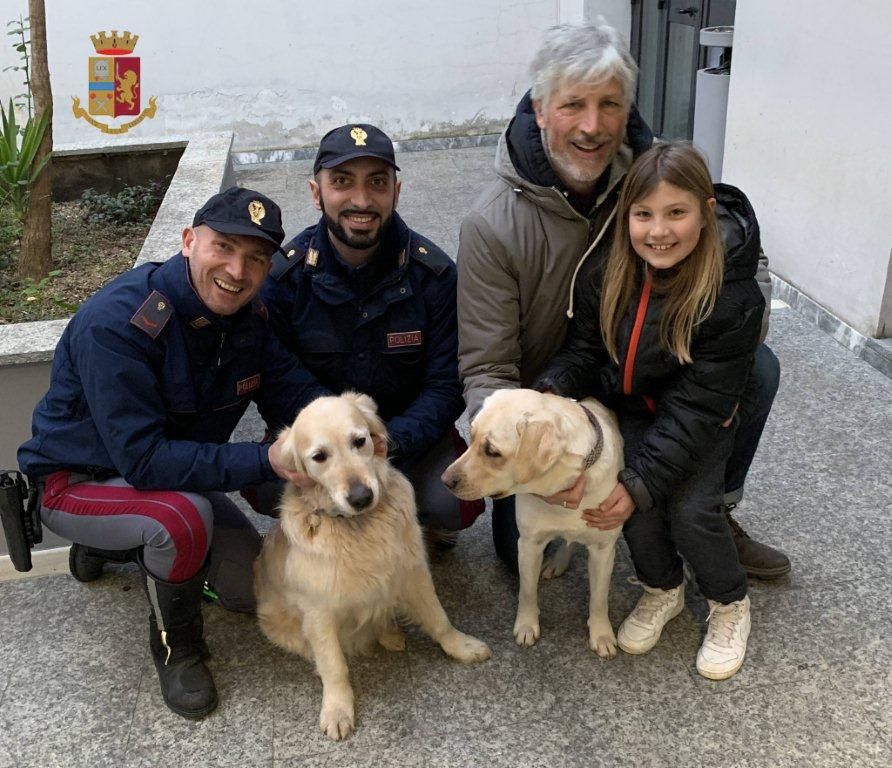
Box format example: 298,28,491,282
456,21,789,579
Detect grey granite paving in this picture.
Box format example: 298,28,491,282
1,145,891,767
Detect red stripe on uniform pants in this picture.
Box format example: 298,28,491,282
449,428,485,529
41,471,208,582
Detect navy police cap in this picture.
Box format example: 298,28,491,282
192,187,285,249
313,124,401,175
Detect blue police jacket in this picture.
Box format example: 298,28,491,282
261,212,464,468
18,254,327,492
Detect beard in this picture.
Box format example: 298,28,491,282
321,201,394,252
541,128,615,191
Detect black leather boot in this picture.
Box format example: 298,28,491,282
140,557,218,718
69,543,136,582
725,505,791,579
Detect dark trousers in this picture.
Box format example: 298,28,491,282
724,343,780,503
492,342,780,571
619,414,747,604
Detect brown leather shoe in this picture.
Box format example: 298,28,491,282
725,505,791,579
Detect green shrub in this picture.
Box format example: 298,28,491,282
79,181,165,226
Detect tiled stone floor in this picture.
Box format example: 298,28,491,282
1,146,890,767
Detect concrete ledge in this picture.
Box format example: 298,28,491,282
0,318,70,365
134,132,236,266
232,132,500,166
772,274,892,379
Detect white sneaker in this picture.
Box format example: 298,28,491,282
617,582,685,654
696,595,751,680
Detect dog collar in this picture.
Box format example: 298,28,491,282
579,403,604,471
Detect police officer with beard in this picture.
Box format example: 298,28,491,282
260,124,483,540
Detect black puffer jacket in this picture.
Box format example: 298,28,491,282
536,184,765,511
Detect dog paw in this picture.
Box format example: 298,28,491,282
440,631,492,664
320,702,355,741
513,621,541,647
378,626,407,652
588,620,618,659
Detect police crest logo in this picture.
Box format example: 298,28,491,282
248,201,266,225
71,30,158,134
350,126,368,146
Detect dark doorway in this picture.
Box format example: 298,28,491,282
630,0,736,139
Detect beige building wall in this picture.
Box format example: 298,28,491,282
722,0,892,338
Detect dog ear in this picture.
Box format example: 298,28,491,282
275,423,303,473
514,417,562,485
343,391,388,443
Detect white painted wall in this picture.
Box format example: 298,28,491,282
0,0,29,121
723,0,892,337
1,0,564,151
0,1,632,150
585,0,632,43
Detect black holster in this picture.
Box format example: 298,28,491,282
0,471,42,572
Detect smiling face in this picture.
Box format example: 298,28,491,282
181,225,274,315
533,77,629,195
628,181,715,271
309,156,401,266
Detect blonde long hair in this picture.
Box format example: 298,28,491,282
600,142,723,364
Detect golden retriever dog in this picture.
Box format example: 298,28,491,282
442,389,623,657
254,392,491,741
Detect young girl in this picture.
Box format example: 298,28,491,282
537,142,765,680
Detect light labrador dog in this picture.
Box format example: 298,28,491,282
442,389,624,657
254,392,491,741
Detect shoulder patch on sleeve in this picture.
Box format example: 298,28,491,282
271,243,307,281
129,290,173,339
410,238,453,276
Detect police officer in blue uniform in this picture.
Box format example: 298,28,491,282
18,188,327,719
261,124,483,539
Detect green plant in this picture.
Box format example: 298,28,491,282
0,97,51,219
79,181,166,225
4,16,31,118
13,269,78,313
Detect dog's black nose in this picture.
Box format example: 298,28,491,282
347,481,374,510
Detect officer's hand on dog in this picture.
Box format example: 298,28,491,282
268,437,316,488
581,482,635,530
536,473,586,509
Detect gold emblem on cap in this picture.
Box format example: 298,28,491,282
306,248,319,267
350,127,368,146
248,200,266,225
287,249,296,258
417,246,428,254
157,301,166,310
